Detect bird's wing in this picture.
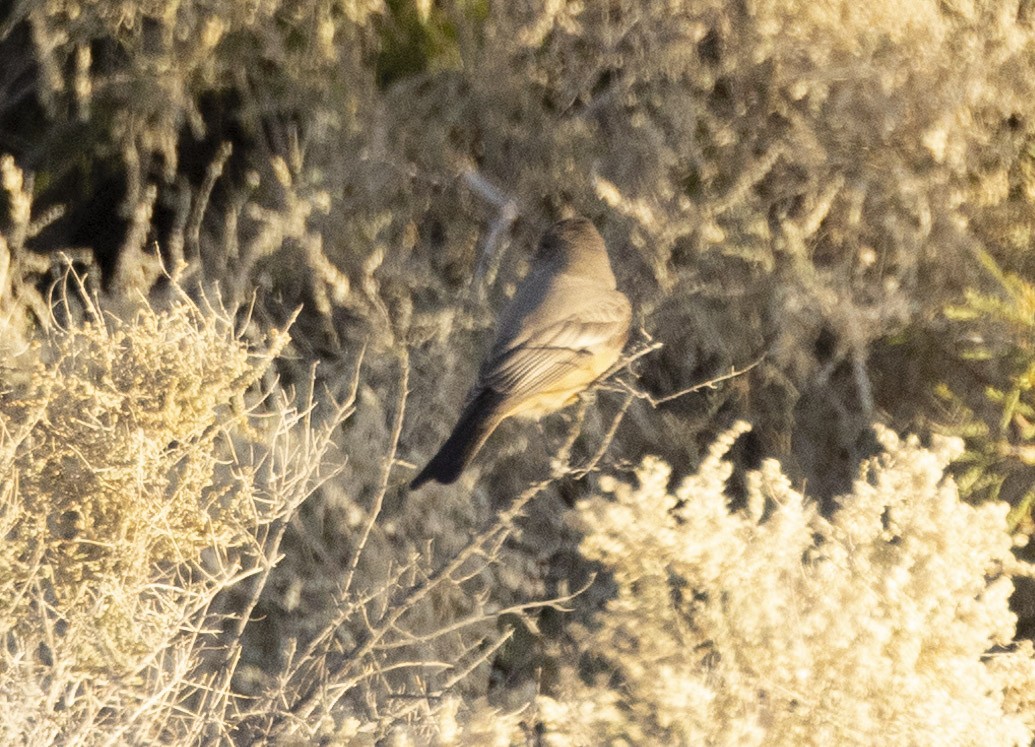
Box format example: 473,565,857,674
481,295,631,402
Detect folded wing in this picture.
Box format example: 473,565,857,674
481,295,631,403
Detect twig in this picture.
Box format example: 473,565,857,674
464,167,519,291
165,178,192,283
609,330,664,377
624,355,765,408
187,142,233,265
261,477,555,741
546,331,660,478
377,629,519,728
851,348,874,417
571,390,635,479
206,362,358,736
372,577,592,652
567,341,758,476
552,397,589,478
342,349,409,597
704,145,786,218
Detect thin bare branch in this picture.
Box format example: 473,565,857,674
261,476,554,740
342,348,409,597
464,167,520,291
625,356,765,408
571,390,635,479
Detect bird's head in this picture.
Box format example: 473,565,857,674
535,216,616,284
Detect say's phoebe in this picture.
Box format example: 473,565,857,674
411,216,632,488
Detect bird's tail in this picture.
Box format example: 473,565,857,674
410,389,505,489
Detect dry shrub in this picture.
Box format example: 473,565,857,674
5,0,1035,742
0,280,541,744
8,0,1035,491
0,287,342,743
3,293,269,669
541,424,1035,745
13,0,380,176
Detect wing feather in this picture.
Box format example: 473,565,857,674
481,296,630,402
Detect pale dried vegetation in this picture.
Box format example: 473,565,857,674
2,0,1035,744
546,425,1035,745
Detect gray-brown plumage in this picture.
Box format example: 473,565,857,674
411,217,632,488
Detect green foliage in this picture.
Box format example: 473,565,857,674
375,0,470,88
936,249,1035,528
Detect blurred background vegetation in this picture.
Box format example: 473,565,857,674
3,0,1035,742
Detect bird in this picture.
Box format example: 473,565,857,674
410,216,632,488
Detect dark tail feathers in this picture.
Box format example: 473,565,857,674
410,389,504,489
